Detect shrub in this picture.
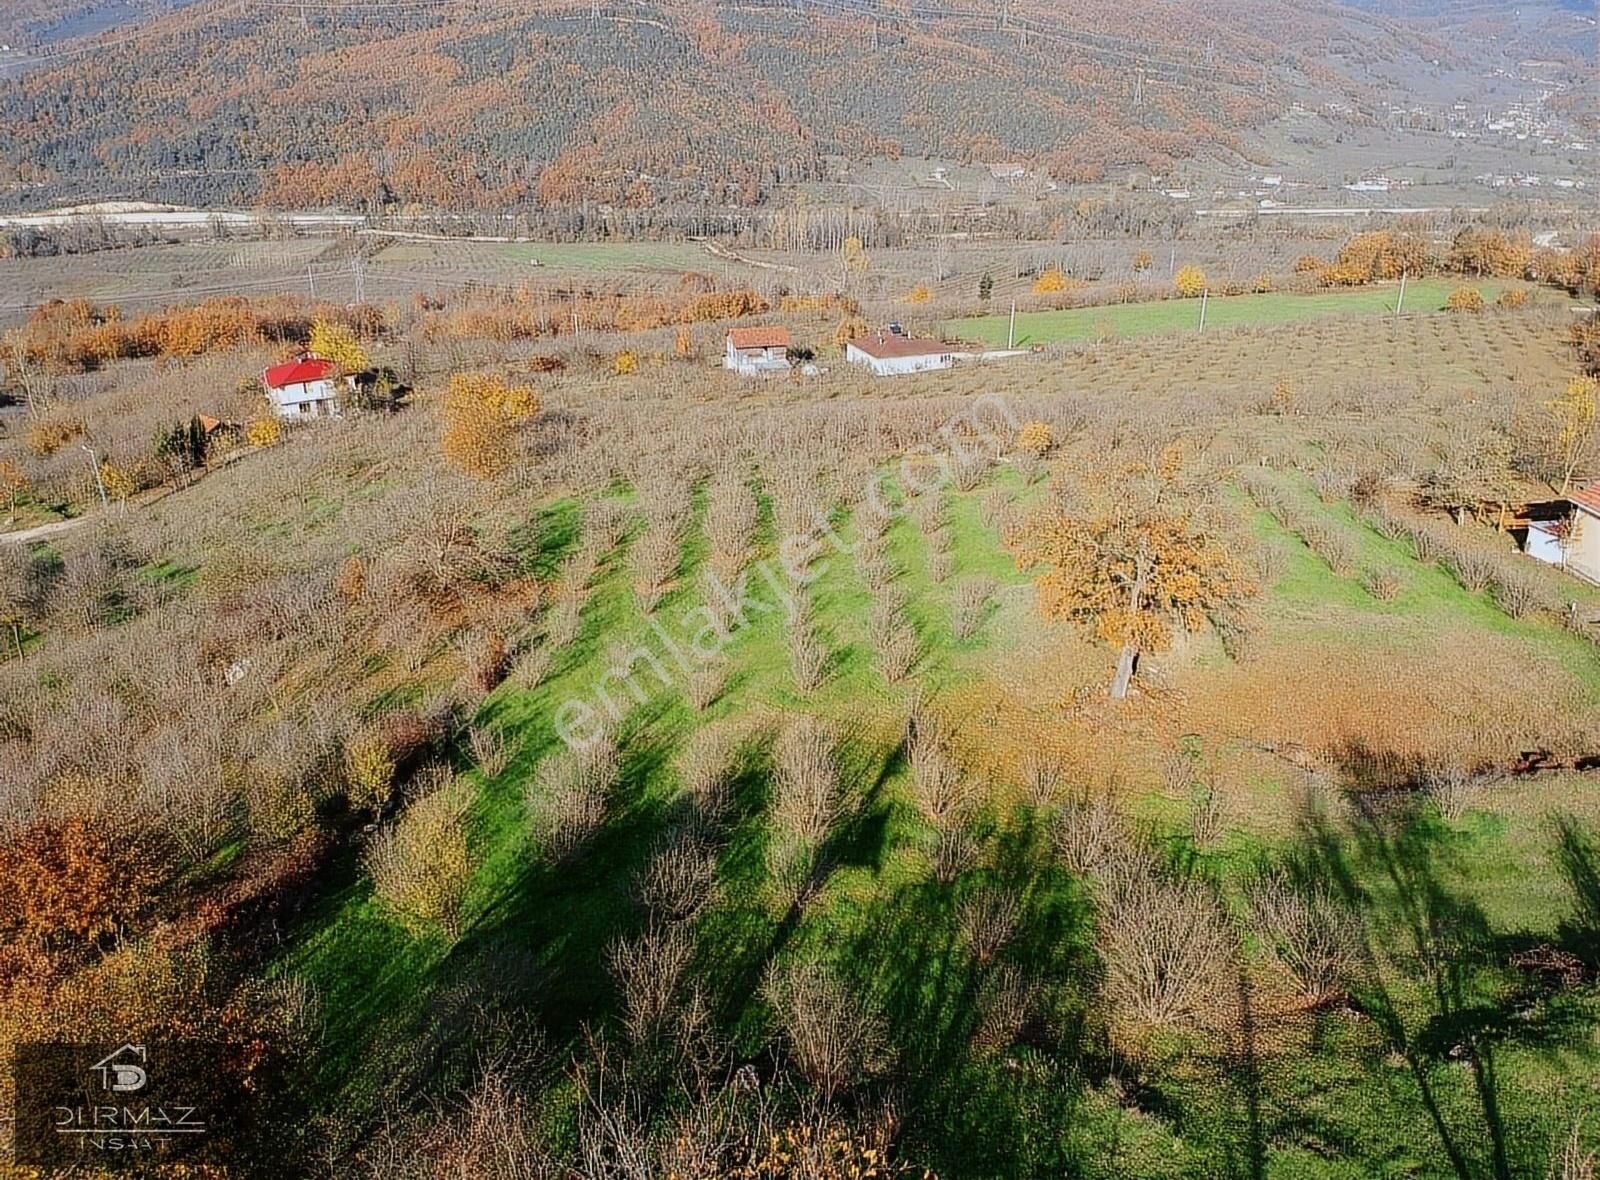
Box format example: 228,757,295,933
1491,564,1558,619
365,778,474,937
768,717,844,900
1189,784,1224,850
678,722,743,822
635,830,720,923
1247,873,1365,1008
929,552,953,584
1495,287,1528,308
1422,759,1487,822
958,886,1020,965
1020,752,1066,809
763,960,887,1102
468,725,510,779
687,661,727,712
905,712,971,832
876,623,917,684
971,965,1036,1059
1445,545,1496,593
1174,265,1207,298
608,922,694,1047
1446,285,1484,313
789,622,827,693
1053,793,1127,876
1096,862,1234,1032
526,730,620,862
952,576,997,641
1015,421,1053,458
343,733,396,812
1032,268,1069,295
1362,567,1405,602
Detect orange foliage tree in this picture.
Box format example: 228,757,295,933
1014,460,1254,699
440,372,541,479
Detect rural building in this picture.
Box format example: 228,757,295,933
724,327,792,377
262,353,349,419
1521,481,1600,584
845,333,960,377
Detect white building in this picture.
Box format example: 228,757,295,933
845,334,961,377
262,354,348,419
724,327,792,377
1525,482,1600,585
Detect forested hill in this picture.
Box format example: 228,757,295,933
0,0,1521,212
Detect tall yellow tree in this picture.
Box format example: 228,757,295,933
440,372,540,479
1013,458,1253,699
1547,375,1599,492
309,320,369,372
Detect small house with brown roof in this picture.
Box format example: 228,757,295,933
724,326,792,377
845,332,961,377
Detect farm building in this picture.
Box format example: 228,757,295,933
845,333,960,377
1521,481,1600,583
262,353,350,419
724,327,792,377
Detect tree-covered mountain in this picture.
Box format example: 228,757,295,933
0,0,1570,211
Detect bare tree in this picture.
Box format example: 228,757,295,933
762,960,888,1103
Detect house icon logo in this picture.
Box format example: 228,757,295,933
90,1045,149,1093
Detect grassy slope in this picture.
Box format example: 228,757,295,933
948,280,1531,348
275,464,1600,1177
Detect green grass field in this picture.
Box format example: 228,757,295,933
949,280,1534,347
273,462,1600,1176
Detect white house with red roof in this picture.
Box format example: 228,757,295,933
262,353,349,419
1560,481,1600,584
724,326,792,376
1523,480,1600,584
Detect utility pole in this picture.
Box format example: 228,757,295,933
81,444,109,513
1394,270,1407,320
307,266,316,299
1198,287,1209,334
1008,299,1017,349
353,256,365,303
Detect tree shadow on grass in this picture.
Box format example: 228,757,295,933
1278,748,1593,1180
837,809,1100,1177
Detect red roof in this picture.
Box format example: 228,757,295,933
1569,480,1600,518
264,356,336,388
848,333,957,360
727,326,791,350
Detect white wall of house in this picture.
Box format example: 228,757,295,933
1567,508,1600,583
844,343,956,377
267,378,344,419
1524,522,1565,565
724,339,790,376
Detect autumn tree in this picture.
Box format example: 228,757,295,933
1013,456,1254,699
1132,250,1154,273
906,284,932,304
1547,376,1599,492
1446,285,1484,313
309,318,370,373
440,372,541,479
1032,268,1068,295
1174,266,1207,298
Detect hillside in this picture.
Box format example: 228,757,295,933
0,0,1518,211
